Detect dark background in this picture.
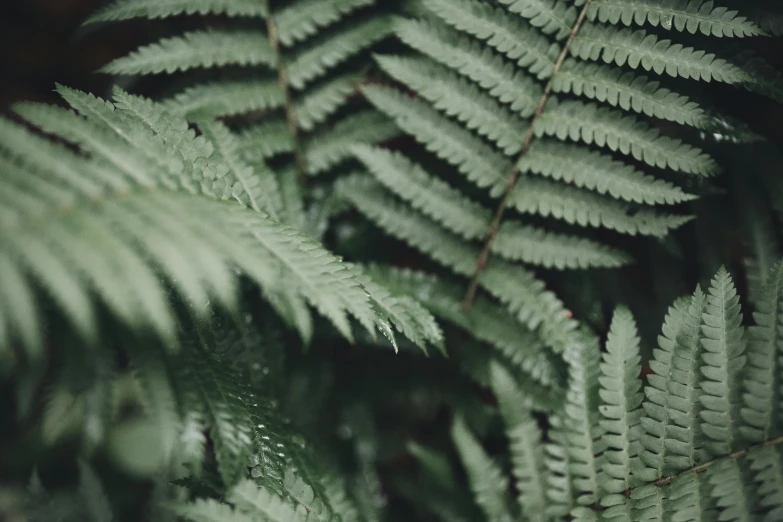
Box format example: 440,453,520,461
1,0,137,109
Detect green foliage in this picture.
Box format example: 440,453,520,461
3,0,783,521
427,264,783,521
336,0,781,370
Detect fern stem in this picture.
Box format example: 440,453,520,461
462,0,594,310
265,1,308,180
644,435,783,489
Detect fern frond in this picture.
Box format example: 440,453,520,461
362,85,693,237
197,120,283,219
509,176,694,236
230,479,324,522
747,446,783,521
295,74,359,131
375,55,529,154
395,18,545,115
553,60,711,128
347,264,445,354
101,30,275,75
238,121,294,161
521,141,695,205
123,345,180,470
164,80,283,120
742,261,783,442
1,86,437,354
172,335,256,487
587,0,765,37
276,0,376,46
699,267,747,455
287,16,393,89
305,111,398,176
498,0,576,40
337,175,579,352
364,265,564,390
703,458,755,522
535,99,719,175
639,291,707,480
490,361,548,520
598,308,643,494
560,334,604,507
451,415,514,522
84,0,267,24
361,84,510,189
572,24,752,83
353,146,628,269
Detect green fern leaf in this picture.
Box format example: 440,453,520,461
172,498,256,522
639,291,707,481
561,334,604,507
553,60,712,129
490,361,548,521
276,0,376,46
337,175,579,352
353,145,630,269
305,111,398,175
587,0,765,38
509,176,694,236
742,261,783,442
375,54,530,154
287,16,393,89
572,24,752,83
197,120,284,220
394,17,545,118
520,140,695,205
497,0,577,40
296,74,359,131
451,415,514,522
534,99,719,175
84,0,267,24
364,265,563,390
747,446,783,521
347,264,445,354
173,336,256,487
598,308,643,494
238,121,295,161
411,2,558,80
100,30,275,75
164,80,284,120
700,267,747,455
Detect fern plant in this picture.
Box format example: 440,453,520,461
337,0,783,360
1,73,440,522
84,0,401,236
3,1,783,522
404,262,783,521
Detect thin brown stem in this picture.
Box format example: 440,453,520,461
462,1,593,310
645,435,783,490
265,1,308,180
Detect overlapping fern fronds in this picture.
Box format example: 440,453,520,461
86,0,400,237
407,262,783,521
0,84,442,360
337,0,782,361
28,307,361,522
